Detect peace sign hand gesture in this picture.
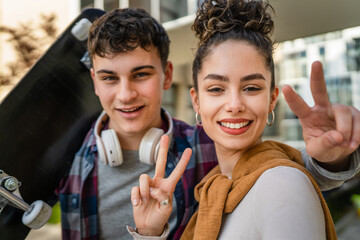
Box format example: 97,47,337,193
131,135,192,236
282,61,360,171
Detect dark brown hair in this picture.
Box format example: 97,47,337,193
192,0,275,91
87,8,170,69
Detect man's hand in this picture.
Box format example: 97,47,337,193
282,61,360,171
131,135,192,236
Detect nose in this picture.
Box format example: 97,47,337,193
225,90,245,114
116,79,138,103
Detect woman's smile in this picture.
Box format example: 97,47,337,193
218,119,253,135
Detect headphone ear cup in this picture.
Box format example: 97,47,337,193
96,136,108,165
139,128,164,165
101,129,123,167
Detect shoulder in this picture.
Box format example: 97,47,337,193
171,117,194,137
253,166,319,204
258,166,311,189
79,126,97,154
250,167,326,239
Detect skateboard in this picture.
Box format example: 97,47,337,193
0,8,105,239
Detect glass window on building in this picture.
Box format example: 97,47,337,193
326,77,339,103
354,38,360,71
81,0,94,9
339,77,352,105
347,38,360,72
160,0,188,23
281,119,303,141
282,50,307,79
104,0,119,12
325,76,352,106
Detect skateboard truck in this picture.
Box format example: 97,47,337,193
71,18,93,70
0,170,52,229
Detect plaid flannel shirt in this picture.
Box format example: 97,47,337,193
57,116,218,240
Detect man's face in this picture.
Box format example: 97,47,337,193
91,47,173,140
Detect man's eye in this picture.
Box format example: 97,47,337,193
102,76,117,81
134,72,150,78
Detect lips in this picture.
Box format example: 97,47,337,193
115,105,145,119
218,119,252,135
118,106,143,113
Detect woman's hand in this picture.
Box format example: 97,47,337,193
131,135,192,236
282,61,360,171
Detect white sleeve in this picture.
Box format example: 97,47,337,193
253,167,327,240
303,147,360,191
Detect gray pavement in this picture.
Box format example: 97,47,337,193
26,223,61,240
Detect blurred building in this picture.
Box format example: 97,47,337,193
1,0,360,133
274,26,360,147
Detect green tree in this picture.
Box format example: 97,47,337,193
0,13,57,86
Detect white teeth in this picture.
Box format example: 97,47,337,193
220,121,250,129
121,107,140,112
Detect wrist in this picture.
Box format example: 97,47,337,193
316,155,350,172
136,226,165,236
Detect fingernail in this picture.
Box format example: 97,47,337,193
142,197,147,204
149,187,154,192
132,199,139,206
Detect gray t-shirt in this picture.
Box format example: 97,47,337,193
98,150,177,239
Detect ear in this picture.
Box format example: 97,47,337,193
163,61,173,90
190,87,200,113
269,86,279,112
90,68,99,96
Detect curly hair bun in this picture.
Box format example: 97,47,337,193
193,0,274,46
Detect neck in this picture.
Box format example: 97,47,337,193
108,113,164,151
215,138,263,178
215,145,243,178
117,132,144,150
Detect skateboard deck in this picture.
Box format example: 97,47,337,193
0,8,105,239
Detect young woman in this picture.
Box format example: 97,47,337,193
129,0,337,239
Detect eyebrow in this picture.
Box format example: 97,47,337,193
131,65,155,73
203,73,266,82
96,65,155,75
96,69,116,74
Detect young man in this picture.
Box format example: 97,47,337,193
57,8,360,240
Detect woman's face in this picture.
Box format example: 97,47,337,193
191,40,278,154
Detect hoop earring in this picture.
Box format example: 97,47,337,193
266,110,275,126
195,112,202,126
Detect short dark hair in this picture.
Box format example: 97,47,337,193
88,8,170,69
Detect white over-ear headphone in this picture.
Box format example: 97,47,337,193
94,109,173,167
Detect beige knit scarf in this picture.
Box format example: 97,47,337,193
181,141,336,240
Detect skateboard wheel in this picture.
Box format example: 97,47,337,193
22,200,52,229
71,18,92,41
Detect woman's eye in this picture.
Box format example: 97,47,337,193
208,87,223,92
244,86,261,92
